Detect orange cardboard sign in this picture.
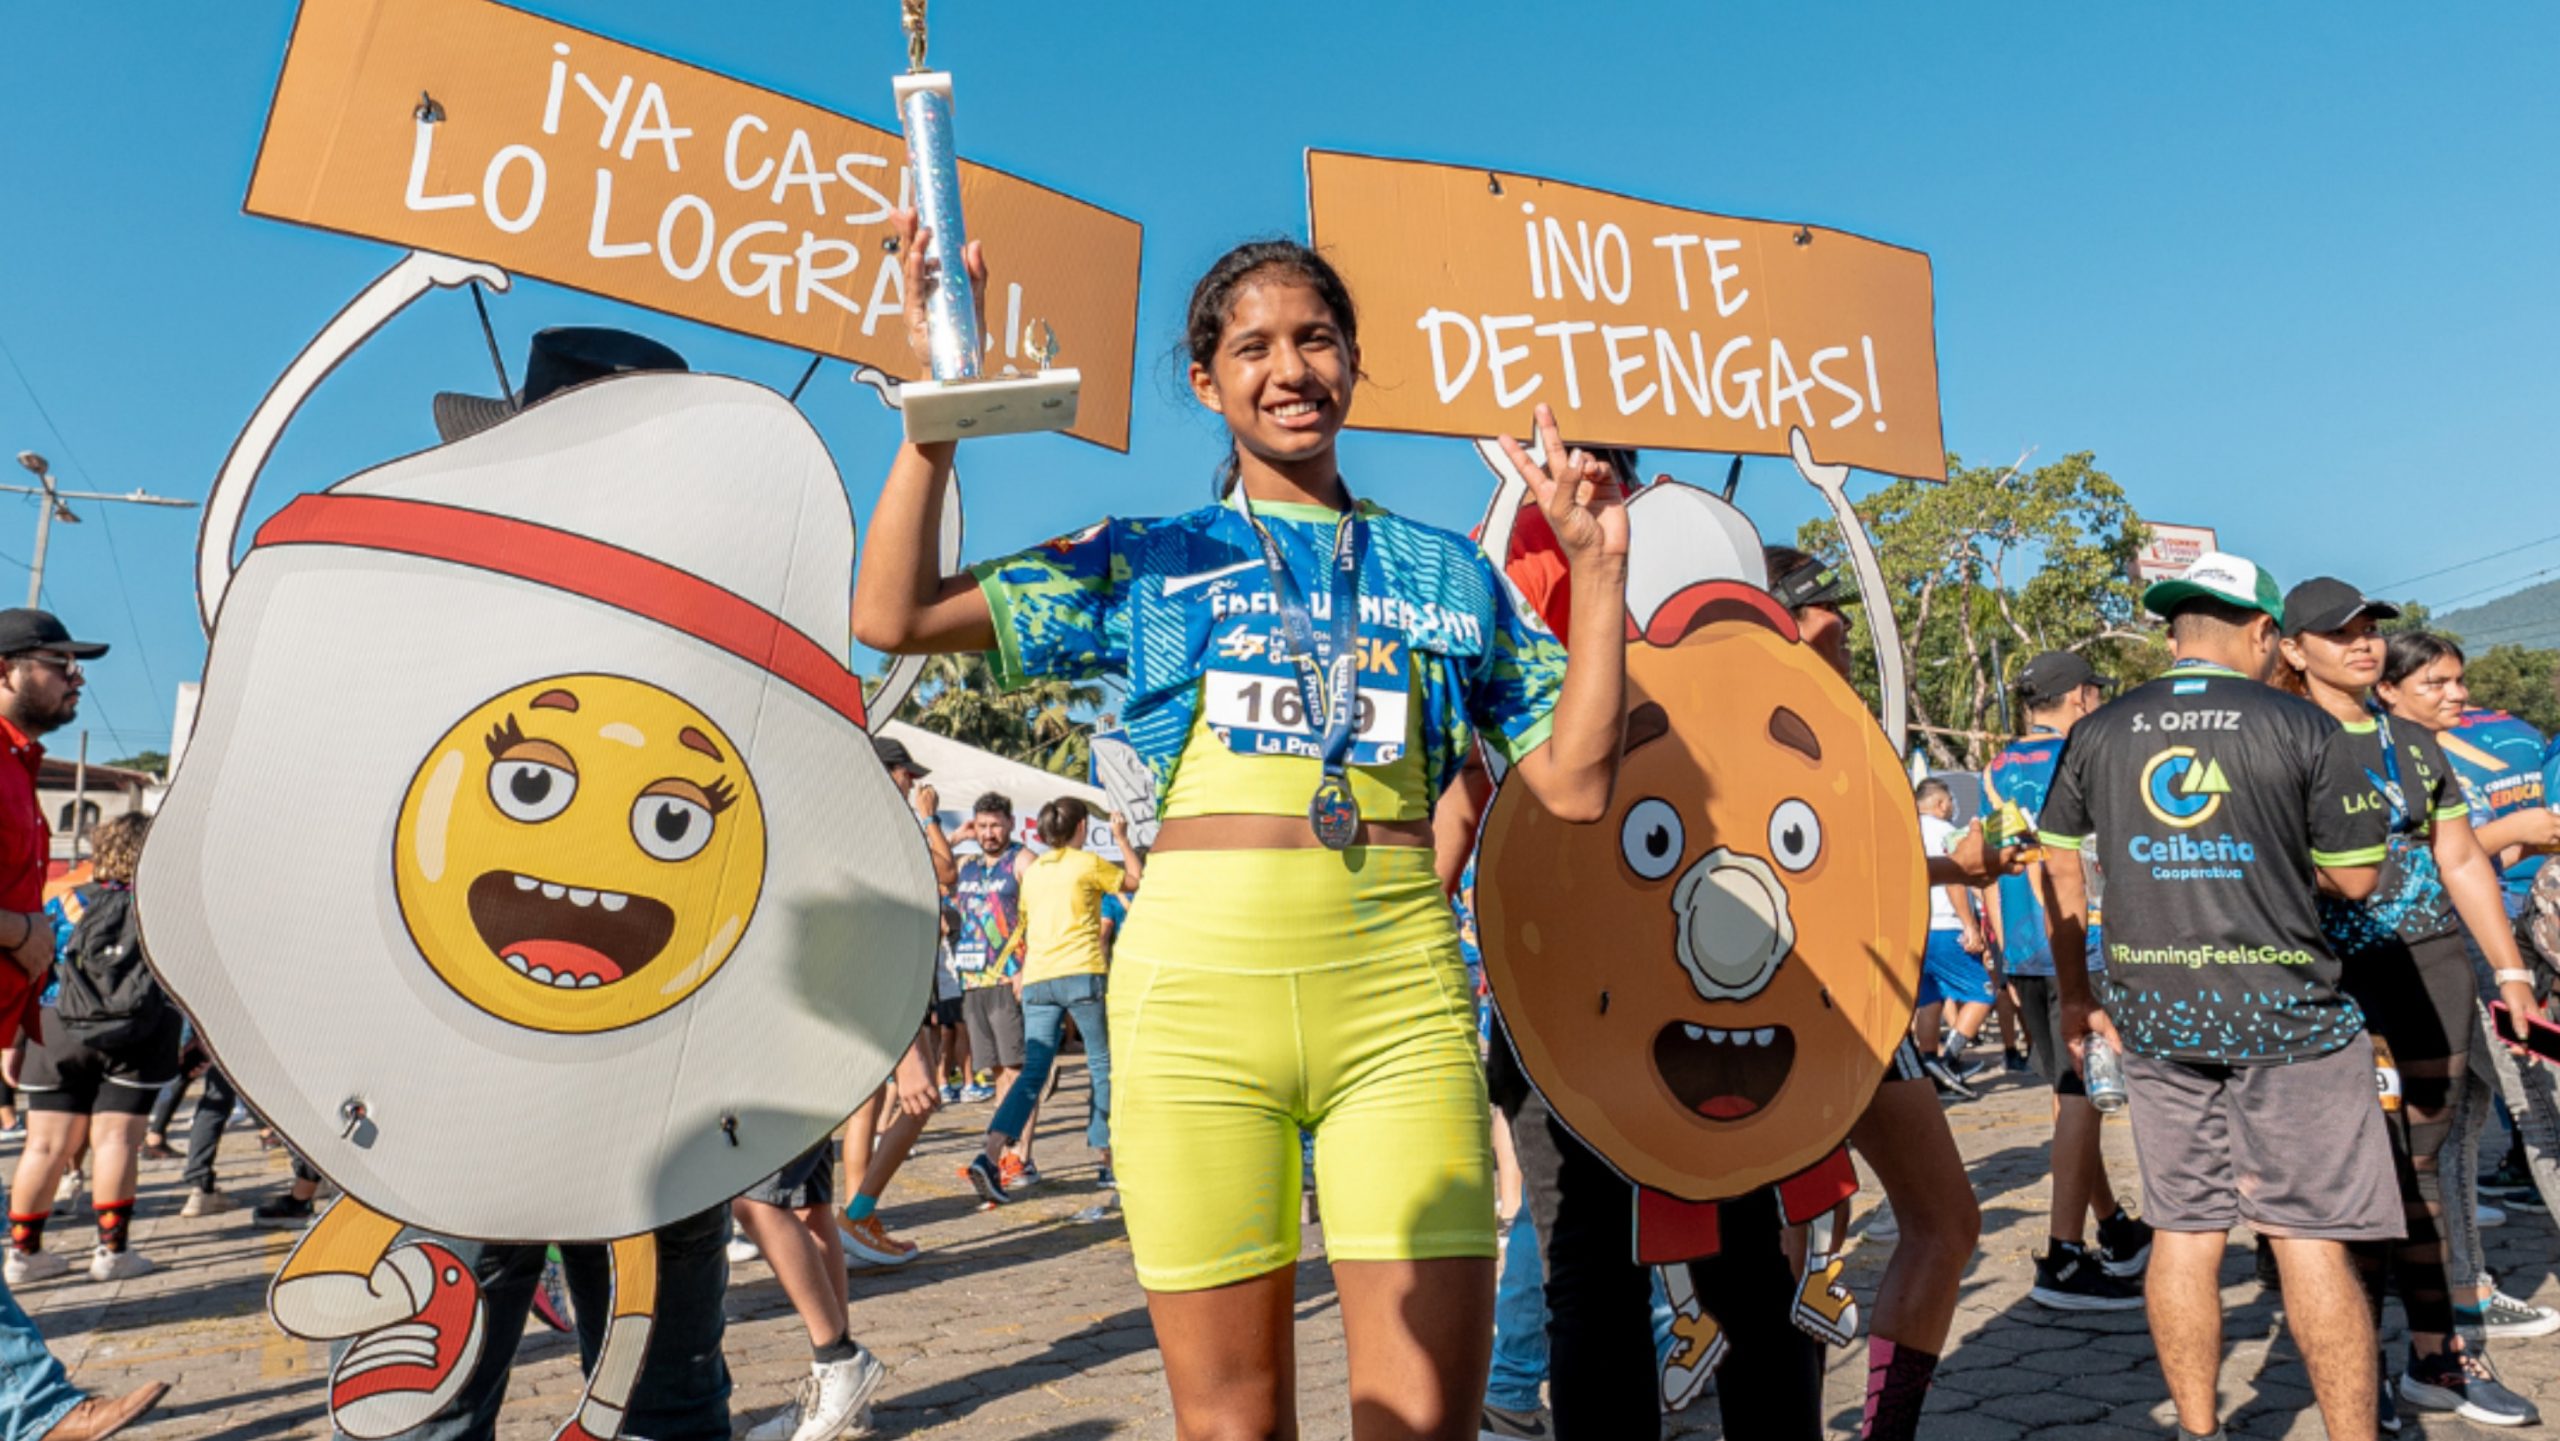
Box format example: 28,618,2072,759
1306,151,1943,480
247,0,1140,449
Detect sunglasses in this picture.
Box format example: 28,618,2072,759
11,652,80,681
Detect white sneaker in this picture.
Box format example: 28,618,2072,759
746,1349,885,1441
88,1247,153,1282
726,1235,762,1264
4,1249,66,1284
1863,1204,1898,1241
180,1189,238,1218
2477,1200,2508,1229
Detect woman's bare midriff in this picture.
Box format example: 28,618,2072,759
1150,814,1434,852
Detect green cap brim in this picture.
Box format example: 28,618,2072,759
2141,577,2283,626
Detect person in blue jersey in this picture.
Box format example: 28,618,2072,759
1983,651,2151,1313
853,215,1629,1439
2274,588,2544,1428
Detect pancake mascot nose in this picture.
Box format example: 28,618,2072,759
137,303,938,1441
1671,849,1795,1002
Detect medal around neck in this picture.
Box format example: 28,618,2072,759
1310,773,1361,850
892,7,1080,443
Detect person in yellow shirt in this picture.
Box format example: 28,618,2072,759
969,798,1140,1202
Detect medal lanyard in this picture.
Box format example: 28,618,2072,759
1233,486,1367,787
2373,708,2414,835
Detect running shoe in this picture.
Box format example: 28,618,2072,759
1922,1054,1977,1101
1478,1402,1553,1439
1096,1164,1115,1190
138,1139,178,1162
179,1188,237,1218
1007,1159,1041,1190
2379,1353,2402,1433
840,1215,918,1268
3,1249,65,1284
744,1345,883,1441
2095,1210,2155,1278
2003,1048,2033,1074
965,1153,1010,1206
252,1195,316,1227
1863,1204,1899,1242
958,1083,996,1104
939,1084,962,1106
2481,1157,2539,1198
2400,1348,2540,1427
725,1235,762,1265
2029,1243,2144,1311
530,1253,574,1334
2478,1200,2509,1229
2459,1292,2560,1341
88,1246,154,1282
0,1119,23,1141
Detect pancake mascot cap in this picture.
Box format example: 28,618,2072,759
136,254,939,1440
1470,431,1925,1407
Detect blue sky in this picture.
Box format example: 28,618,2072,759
2,2,2553,758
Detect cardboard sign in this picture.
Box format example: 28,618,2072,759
1307,151,1943,480
248,0,1141,449
2131,519,2220,583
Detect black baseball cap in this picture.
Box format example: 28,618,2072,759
1766,549,1856,610
434,327,690,443
2016,650,2099,706
0,609,106,660
871,735,929,777
2280,577,2400,638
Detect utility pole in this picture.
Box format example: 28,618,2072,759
11,453,196,608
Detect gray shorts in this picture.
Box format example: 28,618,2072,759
742,1140,835,1211
963,984,1027,1071
2010,976,2085,1098
2122,1037,2402,1241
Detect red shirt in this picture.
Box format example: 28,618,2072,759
0,717,48,1046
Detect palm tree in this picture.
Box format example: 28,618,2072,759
887,653,1109,777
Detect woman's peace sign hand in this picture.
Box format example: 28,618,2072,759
1500,403,1629,565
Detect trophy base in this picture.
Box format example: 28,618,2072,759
900,369,1081,443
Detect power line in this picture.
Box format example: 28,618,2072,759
2431,565,2560,615
2382,529,2560,596
0,328,170,704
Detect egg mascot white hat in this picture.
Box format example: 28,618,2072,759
139,259,938,1242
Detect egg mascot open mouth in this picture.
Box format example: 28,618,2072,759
135,256,938,1441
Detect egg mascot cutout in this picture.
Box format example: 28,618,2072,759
1471,428,1926,1403
136,254,940,1441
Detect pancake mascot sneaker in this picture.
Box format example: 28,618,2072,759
136,253,940,1441
1473,428,1927,1404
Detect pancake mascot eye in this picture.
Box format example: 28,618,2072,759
134,255,938,1441
1472,436,1926,1406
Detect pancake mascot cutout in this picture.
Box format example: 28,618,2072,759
136,251,940,1441
1473,426,1926,1409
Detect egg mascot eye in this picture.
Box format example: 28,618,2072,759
136,270,939,1441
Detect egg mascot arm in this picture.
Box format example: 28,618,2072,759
197,251,508,632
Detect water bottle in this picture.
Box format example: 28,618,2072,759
2084,1032,2129,1114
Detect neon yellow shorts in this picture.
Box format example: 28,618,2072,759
1108,846,1496,1292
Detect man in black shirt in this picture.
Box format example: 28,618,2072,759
2036,552,2392,1441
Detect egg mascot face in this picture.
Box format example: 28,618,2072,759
137,373,938,1241
1479,497,1924,1202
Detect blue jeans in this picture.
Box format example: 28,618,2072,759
1486,1216,1548,1411
0,1273,81,1441
990,974,1111,1153
338,1206,732,1441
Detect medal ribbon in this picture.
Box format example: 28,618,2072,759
1231,486,1367,828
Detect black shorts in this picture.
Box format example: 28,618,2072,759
20,1008,183,1115
2339,930,2476,1067
962,985,1027,1070
929,995,965,1029
741,1140,836,1211
2011,975,2087,1098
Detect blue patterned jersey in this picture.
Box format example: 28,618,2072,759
1984,730,2066,977
970,494,1566,817
2443,708,2550,910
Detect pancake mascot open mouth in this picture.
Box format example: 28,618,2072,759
1474,454,1926,1406
135,255,938,1441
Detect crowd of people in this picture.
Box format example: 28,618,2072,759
0,210,2548,1441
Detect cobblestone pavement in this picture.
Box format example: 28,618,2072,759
17,1060,2560,1438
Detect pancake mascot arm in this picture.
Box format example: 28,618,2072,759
141,261,939,1441
1470,443,1926,1403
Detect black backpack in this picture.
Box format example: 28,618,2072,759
54,885,168,1050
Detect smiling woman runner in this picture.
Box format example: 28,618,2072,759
854,216,1629,1438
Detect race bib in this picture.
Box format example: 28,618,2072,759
1202,619,1410,766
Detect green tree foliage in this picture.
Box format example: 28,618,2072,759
890,653,1107,779
103,750,168,777
2458,645,2560,735
1798,450,2155,769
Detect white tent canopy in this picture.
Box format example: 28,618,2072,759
878,721,1124,861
